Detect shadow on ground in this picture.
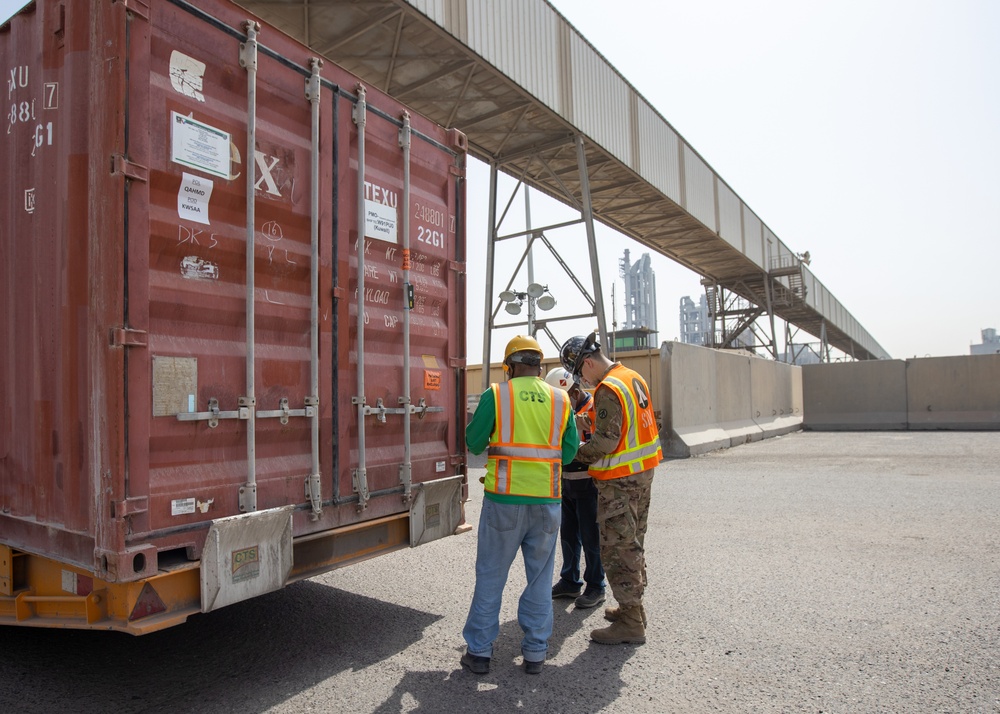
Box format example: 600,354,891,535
371,599,637,712
0,581,441,714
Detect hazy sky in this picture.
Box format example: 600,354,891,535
4,0,998,361
473,0,1000,361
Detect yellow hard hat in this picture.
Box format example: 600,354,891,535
503,335,543,369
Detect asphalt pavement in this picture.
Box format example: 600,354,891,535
1,431,997,713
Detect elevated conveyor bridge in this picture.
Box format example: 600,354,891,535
239,0,889,362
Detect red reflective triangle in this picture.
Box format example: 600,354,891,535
128,582,167,621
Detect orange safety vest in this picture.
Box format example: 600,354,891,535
484,377,571,498
589,364,662,480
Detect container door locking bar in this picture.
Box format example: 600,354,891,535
177,397,313,428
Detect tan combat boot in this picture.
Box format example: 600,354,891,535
604,603,647,627
590,606,646,645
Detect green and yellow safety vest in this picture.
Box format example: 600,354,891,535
485,377,571,499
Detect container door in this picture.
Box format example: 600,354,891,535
331,87,467,524
124,2,325,553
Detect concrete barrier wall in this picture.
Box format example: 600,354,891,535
803,354,1000,430
751,356,803,438
715,350,761,446
661,342,728,456
802,361,907,430
906,355,1000,429
468,348,997,455
661,341,802,457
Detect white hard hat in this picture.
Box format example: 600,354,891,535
544,367,576,391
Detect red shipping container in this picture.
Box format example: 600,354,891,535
0,0,468,632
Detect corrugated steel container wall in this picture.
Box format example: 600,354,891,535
465,0,561,115
716,180,742,253
682,146,716,232
569,31,632,167
741,206,765,270
635,99,681,203
1,0,466,580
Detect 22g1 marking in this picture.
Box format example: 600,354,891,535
416,225,446,249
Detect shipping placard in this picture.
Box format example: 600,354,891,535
170,112,231,179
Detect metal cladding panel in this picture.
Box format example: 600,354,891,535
635,100,680,202
569,32,632,166
465,0,562,113
773,237,796,272
741,206,765,270
682,145,716,231
1,0,467,579
762,226,779,269
716,180,742,252
803,271,818,312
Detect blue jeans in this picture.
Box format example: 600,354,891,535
463,498,560,663
558,477,605,591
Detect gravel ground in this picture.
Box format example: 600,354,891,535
1,431,998,713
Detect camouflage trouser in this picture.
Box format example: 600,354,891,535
594,469,654,610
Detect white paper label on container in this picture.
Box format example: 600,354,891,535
170,112,231,179
180,256,219,280
177,172,213,224
61,570,76,595
172,497,196,516
365,199,398,243
435,461,446,473
169,51,206,102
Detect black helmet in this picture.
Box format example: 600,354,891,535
560,332,600,376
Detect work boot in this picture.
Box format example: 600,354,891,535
551,580,583,599
574,587,606,609
590,606,646,645
604,603,647,627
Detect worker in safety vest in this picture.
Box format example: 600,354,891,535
560,332,662,645
545,367,607,610
462,335,579,675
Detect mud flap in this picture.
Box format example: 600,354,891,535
201,506,293,613
409,475,464,547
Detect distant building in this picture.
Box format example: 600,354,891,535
679,295,711,346
619,250,657,336
613,327,657,352
679,294,754,349
971,328,1000,355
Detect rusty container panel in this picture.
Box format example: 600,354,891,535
1,0,467,584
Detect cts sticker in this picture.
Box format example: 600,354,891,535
231,545,260,583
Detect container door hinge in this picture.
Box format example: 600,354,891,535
304,473,322,519
352,468,370,512
112,496,148,520
111,155,148,182
110,327,147,347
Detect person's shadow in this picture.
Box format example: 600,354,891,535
370,603,638,713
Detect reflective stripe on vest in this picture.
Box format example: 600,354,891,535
590,366,662,480
485,378,568,498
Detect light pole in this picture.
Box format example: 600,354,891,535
498,283,556,337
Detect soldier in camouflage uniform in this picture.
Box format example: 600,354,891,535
560,333,662,645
